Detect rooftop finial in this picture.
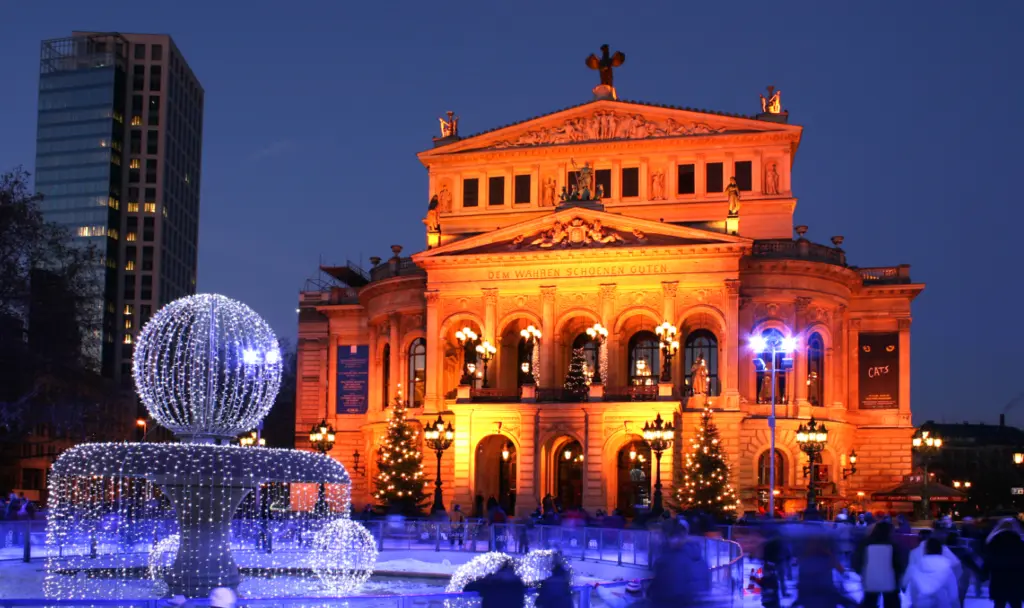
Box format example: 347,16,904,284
585,45,625,101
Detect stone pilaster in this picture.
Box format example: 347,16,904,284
540,286,556,388
723,279,741,409
600,284,616,384
898,318,912,420
794,297,812,413
482,288,498,388
424,291,440,410
389,312,401,405
848,317,861,410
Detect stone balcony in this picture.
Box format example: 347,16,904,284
463,383,669,404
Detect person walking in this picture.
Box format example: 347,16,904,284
448,504,466,549
855,521,906,608
762,526,791,596
984,518,1024,608
536,561,573,608
904,537,960,608
465,562,526,608
647,519,710,608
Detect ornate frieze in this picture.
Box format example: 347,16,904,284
491,111,727,149
509,217,646,250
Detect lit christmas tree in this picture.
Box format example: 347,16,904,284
674,405,741,517
373,397,428,515
563,348,589,401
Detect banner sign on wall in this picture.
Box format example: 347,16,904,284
336,344,369,414
859,332,899,409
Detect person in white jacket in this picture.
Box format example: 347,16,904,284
904,538,960,608
903,529,963,589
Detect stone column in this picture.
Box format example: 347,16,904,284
367,323,379,416
848,318,861,410
518,406,539,516
661,281,679,385
541,286,556,388
723,280,741,409
482,288,498,389
389,312,401,405
611,160,622,202
695,154,706,200
834,305,847,408
327,335,338,416
582,408,604,512
794,297,811,412
599,284,616,384
639,158,649,201
898,318,912,418
425,291,440,410
666,155,678,200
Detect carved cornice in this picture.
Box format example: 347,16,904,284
599,284,617,300
540,286,557,301
482,288,498,306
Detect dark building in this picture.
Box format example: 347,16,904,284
33,32,204,383
920,415,1024,513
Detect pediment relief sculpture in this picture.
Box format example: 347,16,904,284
509,217,646,250
491,111,726,149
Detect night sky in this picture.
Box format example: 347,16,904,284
2,1,1021,427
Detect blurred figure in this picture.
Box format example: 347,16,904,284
449,504,466,549
762,526,791,596
904,537,960,608
208,587,236,608
594,580,644,608
465,561,526,608
536,561,572,608
793,531,856,608
647,519,710,608
984,518,1024,608
751,560,781,608
944,529,983,600
855,521,905,608
903,529,961,590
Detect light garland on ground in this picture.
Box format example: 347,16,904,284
133,293,282,441
446,551,516,608
310,519,378,594
149,534,180,583
514,549,573,588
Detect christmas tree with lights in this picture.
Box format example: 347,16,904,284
674,405,741,517
563,347,589,401
374,397,428,515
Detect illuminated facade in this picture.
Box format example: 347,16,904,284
296,75,923,517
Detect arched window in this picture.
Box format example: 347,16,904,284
807,332,824,406
755,328,789,404
407,338,426,408
757,449,786,486
684,329,719,396
572,333,598,384
628,330,660,386
517,337,532,387
381,343,390,409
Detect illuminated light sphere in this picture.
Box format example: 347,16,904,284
148,534,180,581
133,293,282,441
311,518,379,595
515,549,574,588
446,552,516,608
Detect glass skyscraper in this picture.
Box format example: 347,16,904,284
34,32,204,382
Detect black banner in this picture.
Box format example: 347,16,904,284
336,344,369,414
859,332,899,409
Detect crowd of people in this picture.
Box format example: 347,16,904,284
0,490,38,547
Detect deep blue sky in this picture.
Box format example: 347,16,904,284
2,1,1022,426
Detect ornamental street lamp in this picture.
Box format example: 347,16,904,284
309,419,336,515
475,340,497,388
912,428,942,520
749,332,797,518
643,412,674,515
424,414,454,513
455,327,479,385
520,325,542,384
586,323,609,384
654,322,679,383
796,417,828,515
842,450,858,479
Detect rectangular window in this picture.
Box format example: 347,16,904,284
124,303,133,316
127,232,137,242
130,130,141,154
132,95,143,113
595,169,611,199
124,274,136,299
514,174,531,204
706,162,724,193
125,260,135,271
677,164,696,194
621,167,639,197
734,160,752,191
143,217,155,241
567,171,580,192
462,178,479,207
148,96,160,126
134,44,146,60
145,159,157,184
149,65,162,91
147,130,158,155
143,247,154,271
128,187,139,203
141,275,153,300
127,202,139,213
151,44,163,61
144,202,156,213
488,176,505,206
133,65,145,91
145,188,156,202
131,115,142,127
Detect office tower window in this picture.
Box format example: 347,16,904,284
488,176,505,206
147,130,158,154
143,247,154,271
143,217,155,241
134,44,145,60
514,174,531,204
677,164,696,194
151,44,163,61
145,159,157,183
129,158,140,183
141,275,152,300
124,275,136,300
621,167,639,197
144,202,156,213
149,65,161,92
145,188,156,202
124,304,133,316
706,162,724,193
126,232,137,242
127,202,139,213
130,130,141,154
133,65,145,91
125,259,135,271
148,96,160,126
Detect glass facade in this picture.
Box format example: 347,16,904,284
35,34,128,376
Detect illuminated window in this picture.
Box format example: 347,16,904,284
108,229,119,240
684,329,719,396
131,115,142,126
127,202,139,213
126,232,136,242
123,334,133,345
124,304,133,316
108,197,119,210
144,203,156,213
807,333,825,406
125,260,135,271
407,338,426,407
125,318,133,330
113,111,123,123
130,158,140,169
77,226,106,237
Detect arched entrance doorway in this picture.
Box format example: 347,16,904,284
615,440,652,517
475,435,517,515
555,439,584,510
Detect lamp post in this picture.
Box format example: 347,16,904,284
654,322,679,383
475,340,496,388
520,325,542,384
424,414,454,513
585,323,608,384
136,418,147,442
455,327,479,385
796,417,828,515
309,419,336,515
842,450,858,479
912,428,942,520
642,413,674,515
749,332,797,518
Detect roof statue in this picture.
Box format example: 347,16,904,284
586,45,625,100
758,86,788,122
436,111,459,141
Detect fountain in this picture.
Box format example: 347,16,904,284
44,294,353,600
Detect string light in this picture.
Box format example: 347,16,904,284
674,405,741,514
446,552,516,608
311,519,379,594
133,293,283,442
514,549,573,587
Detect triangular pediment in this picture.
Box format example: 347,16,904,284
420,99,800,157
414,206,751,260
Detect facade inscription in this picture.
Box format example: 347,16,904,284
486,263,669,281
